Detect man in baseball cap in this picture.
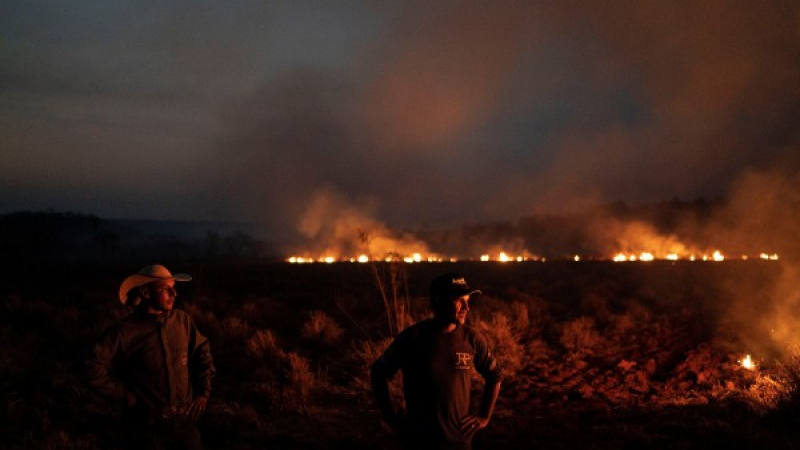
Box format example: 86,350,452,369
372,273,502,450
87,264,215,450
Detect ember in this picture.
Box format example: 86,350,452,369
740,354,756,370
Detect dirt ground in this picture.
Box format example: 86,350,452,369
3,260,800,449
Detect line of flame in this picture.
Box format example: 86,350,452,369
286,251,779,263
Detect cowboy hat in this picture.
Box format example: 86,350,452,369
118,264,192,304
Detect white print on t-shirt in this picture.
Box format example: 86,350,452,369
454,352,472,369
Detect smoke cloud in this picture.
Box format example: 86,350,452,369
295,186,432,259
710,156,800,357
202,1,799,240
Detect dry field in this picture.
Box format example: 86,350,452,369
2,260,800,449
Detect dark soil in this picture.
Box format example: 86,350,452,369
2,260,799,449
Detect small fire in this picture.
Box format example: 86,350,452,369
740,354,756,370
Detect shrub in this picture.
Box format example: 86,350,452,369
241,301,262,324
284,352,315,412
204,401,263,437
761,346,800,415
523,296,552,339
625,301,653,326
301,310,344,346
580,293,612,324
347,337,405,413
221,315,250,340
509,301,529,332
182,303,219,338
42,430,101,450
612,312,636,335
349,337,394,392
476,312,524,378
246,329,284,360
240,297,293,330
560,316,603,356
525,337,553,361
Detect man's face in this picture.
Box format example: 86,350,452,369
435,294,471,325
143,279,177,313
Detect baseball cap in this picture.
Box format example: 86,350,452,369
429,273,482,302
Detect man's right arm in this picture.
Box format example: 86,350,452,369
370,334,408,430
370,360,398,428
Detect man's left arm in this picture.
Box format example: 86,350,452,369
478,378,502,421
186,316,216,420
460,379,501,435
461,333,503,436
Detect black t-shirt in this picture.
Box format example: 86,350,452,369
374,319,502,446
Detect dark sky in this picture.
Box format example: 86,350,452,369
3,0,799,242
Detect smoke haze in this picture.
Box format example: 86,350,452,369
3,1,799,254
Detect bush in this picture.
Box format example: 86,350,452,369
525,337,553,361
580,293,613,324
347,337,405,414
509,301,529,332
476,312,524,378
182,303,220,338
348,337,394,392
284,352,315,412
221,315,251,340
560,316,603,356
611,312,637,335
246,329,284,360
522,296,552,339
301,310,344,346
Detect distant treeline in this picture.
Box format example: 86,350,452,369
0,211,279,264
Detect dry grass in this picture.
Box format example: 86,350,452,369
221,315,251,340
301,310,345,346
284,352,315,412
348,337,394,392
475,312,525,378
183,302,220,338
560,316,604,356
246,329,283,360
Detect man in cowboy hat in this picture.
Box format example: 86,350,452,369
371,273,503,450
86,264,216,450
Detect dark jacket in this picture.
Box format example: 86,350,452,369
86,308,215,417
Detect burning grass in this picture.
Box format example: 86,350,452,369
2,261,800,449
